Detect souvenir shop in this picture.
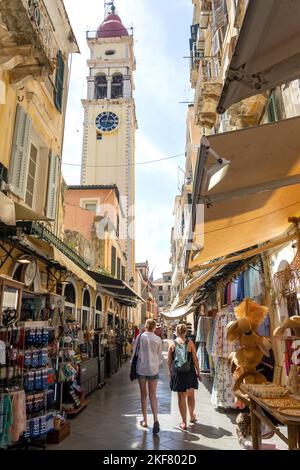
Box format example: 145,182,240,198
194,255,273,410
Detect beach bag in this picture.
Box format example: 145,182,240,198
130,334,142,381
174,341,191,374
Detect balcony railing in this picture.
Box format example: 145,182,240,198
86,28,134,40
0,0,56,81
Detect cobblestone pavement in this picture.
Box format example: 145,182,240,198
48,344,285,450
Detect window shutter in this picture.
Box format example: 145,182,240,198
267,92,279,123
9,105,32,199
46,151,59,219
54,50,65,113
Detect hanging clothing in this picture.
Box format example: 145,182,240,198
248,266,263,298
237,274,245,301
230,281,238,303
210,308,237,409
0,394,13,448
211,358,236,409
244,270,251,298
256,313,270,337
11,391,26,442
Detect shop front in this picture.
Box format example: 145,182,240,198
176,117,300,449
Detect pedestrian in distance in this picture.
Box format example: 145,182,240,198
131,318,162,434
168,323,201,430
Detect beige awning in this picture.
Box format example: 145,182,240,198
217,0,300,113
188,116,300,270
0,192,15,225
52,248,96,290
161,302,194,320
15,202,51,221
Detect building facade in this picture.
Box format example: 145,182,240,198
153,271,172,313
64,184,126,279
135,261,158,323
80,4,136,282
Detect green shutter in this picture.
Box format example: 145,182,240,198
111,246,116,277
9,105,32,199
267,92,278,123
54,50,65,113
46,151,59,219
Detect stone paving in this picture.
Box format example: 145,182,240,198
48,345,286,450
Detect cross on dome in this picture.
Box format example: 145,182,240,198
97,0,128,38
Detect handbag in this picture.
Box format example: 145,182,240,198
130,333,142,381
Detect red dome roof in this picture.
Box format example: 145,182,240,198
97,13,128,38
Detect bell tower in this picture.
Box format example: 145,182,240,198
81,0,136,281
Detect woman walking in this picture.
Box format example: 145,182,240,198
132,319,162,434
168,323,201,430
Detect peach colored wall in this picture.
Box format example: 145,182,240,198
64,202,94,240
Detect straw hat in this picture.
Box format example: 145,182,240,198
234,298,268,327
273,316,300,337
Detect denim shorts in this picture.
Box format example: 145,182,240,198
137,374,159,380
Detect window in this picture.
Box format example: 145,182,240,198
83,290,90,307
64,283,76,304
159,286,163,291
54,50,65,113
96,296,102,311
95,313,101,329
84,203,97,213
111,246,116,277
25,143,38,207
105,50,116,56
159,296,163,302
111,74,123,99
117,257,121,279
95,75,107,99
168,286,171,291
121,266,126,281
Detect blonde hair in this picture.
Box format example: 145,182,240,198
176,323,187,337
145,319,156,332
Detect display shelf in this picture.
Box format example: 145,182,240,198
65,399,88,418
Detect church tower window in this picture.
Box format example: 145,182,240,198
111,73,123,99
95,75,108,99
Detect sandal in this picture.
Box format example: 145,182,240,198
140,420,148,428
179,423,187,431
190,415,197,424
153,421,160,434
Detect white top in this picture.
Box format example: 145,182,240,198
132,332,162,376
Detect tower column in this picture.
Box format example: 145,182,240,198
123,76,132,99
107,76,112,99
87,76,95,100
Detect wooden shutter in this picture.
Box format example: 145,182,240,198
111,246,116,277
117,257,121,279
54,50,65,113
9,105,32,199
267,92,279,123
46,151,59,219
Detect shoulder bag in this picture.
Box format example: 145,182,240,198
130,333,142,381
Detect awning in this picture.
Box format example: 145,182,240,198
188,116,300,270
15,202,51,221
217,0,300,113
52,248,96,290
87,270,144,304
161,302,194,321
0,192,15,225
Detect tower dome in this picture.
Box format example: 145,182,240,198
96,13,129,38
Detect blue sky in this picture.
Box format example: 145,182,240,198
63,0,193,279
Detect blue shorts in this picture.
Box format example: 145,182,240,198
137,374,159,380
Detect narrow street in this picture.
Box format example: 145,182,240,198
48,345,244,451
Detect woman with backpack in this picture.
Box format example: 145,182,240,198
168,323,201,430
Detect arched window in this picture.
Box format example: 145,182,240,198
95,75,107,99
83,290,91,307
64,283,76,304
111,74,123,99
96,296,102,311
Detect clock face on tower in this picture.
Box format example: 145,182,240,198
95,112,119,132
